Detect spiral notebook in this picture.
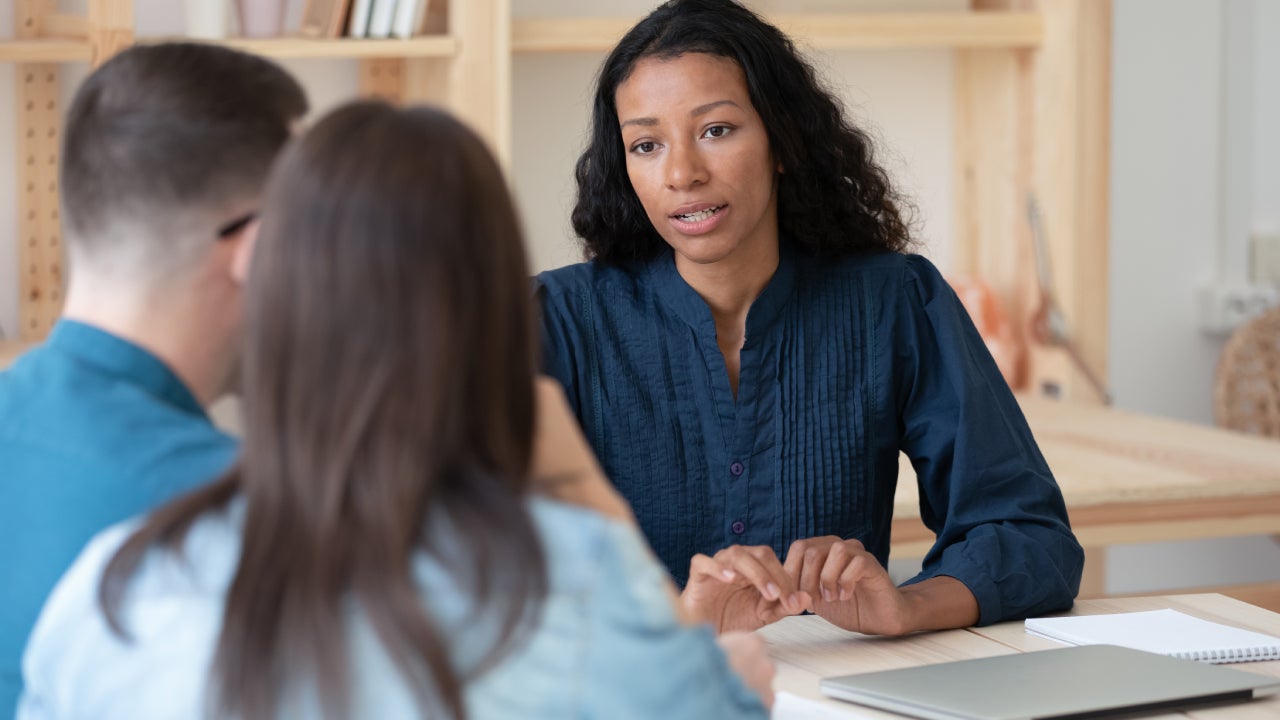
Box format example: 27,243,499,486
1025,609,1280,663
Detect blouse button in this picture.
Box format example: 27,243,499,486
729,461,744,477
731,520,746,535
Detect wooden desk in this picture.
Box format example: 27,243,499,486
892,397,1280,595
766,593,1280,718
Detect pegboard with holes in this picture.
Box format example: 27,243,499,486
15,63,63,341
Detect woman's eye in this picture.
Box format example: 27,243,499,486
632,141,657,154
703,125,732,139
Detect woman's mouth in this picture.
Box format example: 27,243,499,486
674,205,725,222
669,204,727,235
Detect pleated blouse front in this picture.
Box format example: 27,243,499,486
536,244,1083,625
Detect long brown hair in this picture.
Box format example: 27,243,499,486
100,102,546,720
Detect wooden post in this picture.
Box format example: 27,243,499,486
16,0,63,340
443,0,510,164
87,0,134,67
954,0,1111,403
953,0,1038,390
359,59,407,102
1026,0,1112,403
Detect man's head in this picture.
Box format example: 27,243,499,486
61,42,307,284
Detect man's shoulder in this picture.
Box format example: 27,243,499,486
0,343,237,507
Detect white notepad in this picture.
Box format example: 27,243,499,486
1025,608,1280,663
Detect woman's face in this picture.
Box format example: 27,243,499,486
615,53,780,268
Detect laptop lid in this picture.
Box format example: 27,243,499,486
819,644,1280,720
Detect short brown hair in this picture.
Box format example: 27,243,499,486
61,43,307,267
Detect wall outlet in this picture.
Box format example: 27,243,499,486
1252,233,1280,284
1199,283,1280,335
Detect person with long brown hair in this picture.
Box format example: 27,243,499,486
18,102,772,719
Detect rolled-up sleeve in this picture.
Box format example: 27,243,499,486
894,255,1084,625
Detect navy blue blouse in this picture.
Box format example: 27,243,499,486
535,244,1083,625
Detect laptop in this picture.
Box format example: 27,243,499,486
819,644,1280,720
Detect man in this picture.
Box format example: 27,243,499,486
0,43,307,717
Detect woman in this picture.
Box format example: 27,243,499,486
537,0,1084,636
19,103,771,719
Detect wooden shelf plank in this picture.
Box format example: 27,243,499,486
156,36,459,60
0,40,91,63
512,11,1043,53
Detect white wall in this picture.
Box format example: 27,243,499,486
1106,0,1280,595
2,0,1279,594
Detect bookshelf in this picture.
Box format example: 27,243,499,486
2,1,1109,402
3,0,508,346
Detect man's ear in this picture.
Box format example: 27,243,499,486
229,219,259,286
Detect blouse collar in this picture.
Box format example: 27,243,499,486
648,240,797,347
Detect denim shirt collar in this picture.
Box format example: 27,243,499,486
46,320,208,418
647,241,797,348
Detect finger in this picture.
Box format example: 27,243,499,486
688,553,739,584
797,544,829,598
758,590,813,624
837,552,882,602
717,546,800,610
782,538,811,578
819,543,854,603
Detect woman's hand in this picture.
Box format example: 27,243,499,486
782,536,979,635
681,545,812,634
716,632,776,710
529,377,633,522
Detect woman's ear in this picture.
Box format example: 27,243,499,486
229,219,259,286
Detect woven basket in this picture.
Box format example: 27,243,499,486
1215,307,1280,438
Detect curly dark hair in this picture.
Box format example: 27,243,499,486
572,0,915,264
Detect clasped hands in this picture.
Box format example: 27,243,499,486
681,536,915,636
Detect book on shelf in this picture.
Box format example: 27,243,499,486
347,0,375,37
300,0,354,38
366,0,398,38
1025,608,1280,664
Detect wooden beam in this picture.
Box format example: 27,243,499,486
210,36,457,60
512,12,1044,53
0,39,90,63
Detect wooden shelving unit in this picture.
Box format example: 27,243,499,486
3,1,1109,402
2,0,508,351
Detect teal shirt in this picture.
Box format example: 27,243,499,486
0,321,237,719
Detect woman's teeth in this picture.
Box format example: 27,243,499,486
676,206,722,222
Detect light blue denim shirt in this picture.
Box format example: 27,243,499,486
19,496,766,719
